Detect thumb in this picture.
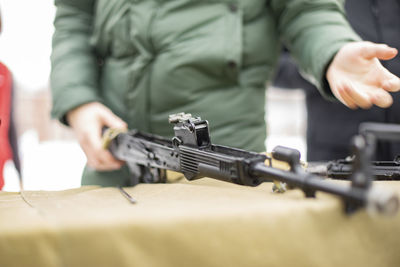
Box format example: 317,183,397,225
361,43,398,60
99,108,127,129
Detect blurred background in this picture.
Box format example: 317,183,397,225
0,0,306,192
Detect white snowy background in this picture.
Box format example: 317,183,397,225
0,0,306,192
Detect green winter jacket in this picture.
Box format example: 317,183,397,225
51,0,359,186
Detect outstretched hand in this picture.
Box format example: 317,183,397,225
327,41,400,109
67,102,128,171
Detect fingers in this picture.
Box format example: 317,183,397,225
68,102,128,171
332,84,358,109
84,132,124,171
363,59,400,93
100,106,128,129
332,81,393,109
370,89,393,108
381,72,400,93
361,42,398,61
342,82,372,109
327,41,399,109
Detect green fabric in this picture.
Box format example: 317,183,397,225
81,165,133,187
270,0,361,97
0,180,400,267
50,0,360,185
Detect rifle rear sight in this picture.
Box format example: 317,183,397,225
169,113,211,148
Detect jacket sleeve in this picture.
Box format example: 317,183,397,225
50,0,102,124
270,0,361,100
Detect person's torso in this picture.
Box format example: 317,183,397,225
89,0,281,151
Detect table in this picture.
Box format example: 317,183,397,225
0,177,399,267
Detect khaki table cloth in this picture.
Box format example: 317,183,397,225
0,178,399,267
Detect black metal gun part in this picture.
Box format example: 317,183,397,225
106,113,399,215
307,158,400,180
307,123,400,181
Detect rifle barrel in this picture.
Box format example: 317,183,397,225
251,162,399,215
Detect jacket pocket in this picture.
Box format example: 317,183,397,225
223,2,243,83
161,2,243,88
109,8,137,59
92,0,137,58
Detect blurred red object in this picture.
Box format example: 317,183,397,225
0,61,13,189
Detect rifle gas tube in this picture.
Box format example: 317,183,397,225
105,113,399,215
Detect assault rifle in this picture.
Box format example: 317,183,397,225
104,113,399,215
307,123,400,180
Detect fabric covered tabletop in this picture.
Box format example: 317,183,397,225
0,177,399,267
